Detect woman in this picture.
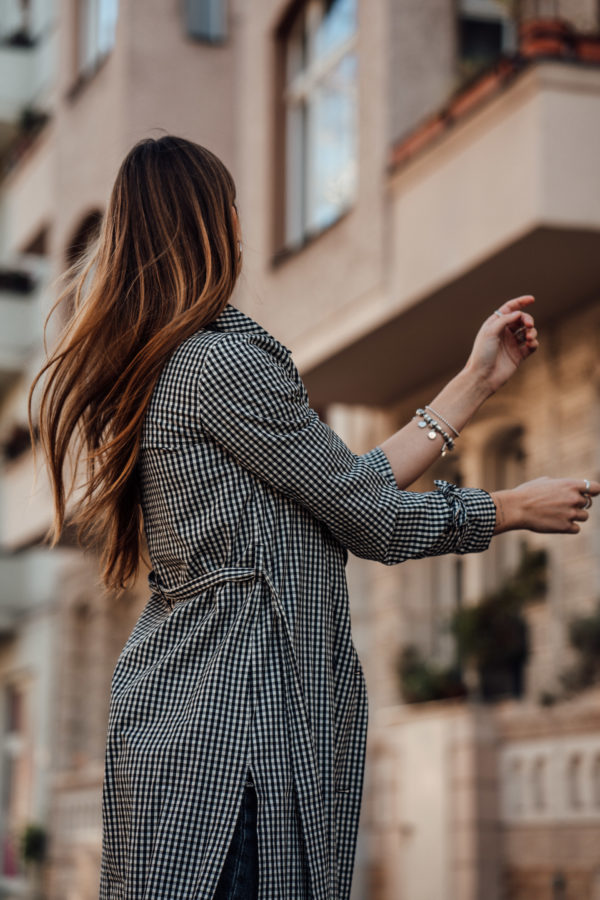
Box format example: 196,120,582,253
29,135,598,900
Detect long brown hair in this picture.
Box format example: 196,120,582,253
28,136,242,593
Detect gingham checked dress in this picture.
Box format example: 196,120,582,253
99,302,497,899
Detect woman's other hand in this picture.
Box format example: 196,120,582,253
491,476,600,535
464,295,538,394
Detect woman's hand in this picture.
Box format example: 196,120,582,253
464,295,539,394
492,477,600,535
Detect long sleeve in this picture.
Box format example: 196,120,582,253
359,445,398,484
196,334,496,565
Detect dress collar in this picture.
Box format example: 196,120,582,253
204,303,291,354
205,303,271,337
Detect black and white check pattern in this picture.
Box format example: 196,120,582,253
98,303,497,899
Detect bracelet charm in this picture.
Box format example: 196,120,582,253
414,407,456,457
425,404,460,438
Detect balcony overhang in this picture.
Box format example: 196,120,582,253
297,59,600,407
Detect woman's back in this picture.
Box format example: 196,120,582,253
100,303,371,900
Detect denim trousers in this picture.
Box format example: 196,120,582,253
213,771,259,899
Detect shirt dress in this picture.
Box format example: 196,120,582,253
98,302,497,900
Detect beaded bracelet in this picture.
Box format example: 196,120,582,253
414,408,455,457
425,405,460,438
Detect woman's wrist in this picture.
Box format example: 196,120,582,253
490,489,523,534
425,366,494,441
458,362,496,404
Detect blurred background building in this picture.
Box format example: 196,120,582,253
1,0,600,898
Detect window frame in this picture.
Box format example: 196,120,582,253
457,0,518,79
273,0,359,263
67,0,119,100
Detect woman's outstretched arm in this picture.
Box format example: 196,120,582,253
196,333,497,565
378,295,600,536
379,295,539,491
378,364,492,490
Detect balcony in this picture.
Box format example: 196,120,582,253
0,27,56,156
0,255,47,392
299,56,600,406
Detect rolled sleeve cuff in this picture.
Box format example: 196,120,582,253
360,445,397,484
433,478,497,554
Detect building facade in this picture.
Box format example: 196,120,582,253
1,0,600,897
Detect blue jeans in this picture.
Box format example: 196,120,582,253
213,772,259,899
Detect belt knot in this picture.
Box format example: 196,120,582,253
148,544,280,612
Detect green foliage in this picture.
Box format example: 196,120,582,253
449,543,547,701
20,822,47,865
452,596,528,668
559,600,600,695
494,543,548,608
397,645,467,705
452,543,546,662
396,543,548,705
19,105,50,133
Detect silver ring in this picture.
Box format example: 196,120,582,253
584,478,591,491
583,496,592,509
494,309,503,317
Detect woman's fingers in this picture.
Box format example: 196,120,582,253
567,478,598,531
494,295,536,329
573,478,600,496
571,509,589,522
513,475,598,534
498,295,535,314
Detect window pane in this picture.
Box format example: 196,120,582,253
314,0,356,62
285,101,306,247
77,0,119,74
459,17,503,63
308,52,357,231
594,755,600,808
78,0,96,74
98,0,119,56
185,0,227,42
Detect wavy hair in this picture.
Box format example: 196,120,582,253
28,136,242,593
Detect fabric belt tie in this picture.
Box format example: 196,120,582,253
147,545,332,900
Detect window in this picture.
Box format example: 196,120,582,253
184,0,227,42
567,754,582,810
508,758,523,815
531,756,546,812
457,0,517,79
594,755,600,809
482,424,526,593
76,0,119,78
1,679,33,879
279,0,358,252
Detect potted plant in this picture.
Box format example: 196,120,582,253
396,644,467,704
450,543,547,701
19,822,47,900
559,600,600,696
